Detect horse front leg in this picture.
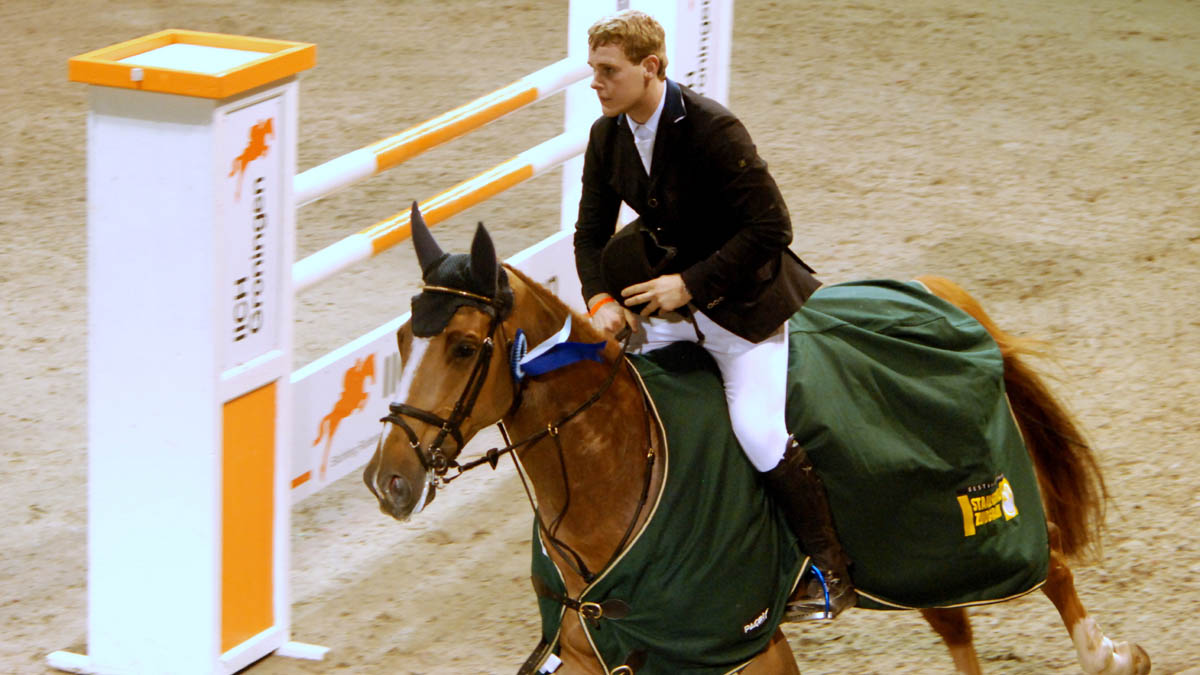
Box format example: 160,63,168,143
550,612,605,675
736,628,801,674
921,607,982,675
1042,523,1151,675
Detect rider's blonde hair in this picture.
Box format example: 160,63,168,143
587,10,668,80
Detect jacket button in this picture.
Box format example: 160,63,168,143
647,197,658,208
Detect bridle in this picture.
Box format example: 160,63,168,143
379,284,505,486
379,282,654,584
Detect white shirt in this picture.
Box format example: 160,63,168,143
626,85,666,174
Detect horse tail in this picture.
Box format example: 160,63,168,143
916,275,1108,561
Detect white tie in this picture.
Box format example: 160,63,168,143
633,124,654,174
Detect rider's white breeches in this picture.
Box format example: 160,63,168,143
638,313,790,473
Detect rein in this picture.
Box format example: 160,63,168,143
495,330,656,584
441,327,631,484
381,286,656,583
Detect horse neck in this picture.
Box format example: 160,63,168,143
501,269,654,584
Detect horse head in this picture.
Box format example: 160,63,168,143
364,203,519,520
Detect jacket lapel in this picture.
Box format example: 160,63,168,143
648,79,686,191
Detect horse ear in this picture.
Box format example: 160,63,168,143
469,222,499,296
410,202,444,276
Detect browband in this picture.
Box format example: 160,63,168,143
420,284,495,305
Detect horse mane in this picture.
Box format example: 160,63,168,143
502,264,612,347
916,275,1109,561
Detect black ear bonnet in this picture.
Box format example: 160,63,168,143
411,253,514,337
408,203,513,337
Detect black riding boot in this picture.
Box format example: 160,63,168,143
763,438,856,621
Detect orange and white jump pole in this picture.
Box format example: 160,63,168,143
53,30,324,674
292,129,586,293
294,58,589,206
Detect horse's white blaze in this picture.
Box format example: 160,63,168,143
410,471,432,517
374,336,431,490
386,336,437,516
370,422,388,492
1071,617,1136,675
396,337,431,403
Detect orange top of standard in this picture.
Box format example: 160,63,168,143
69,29,316,99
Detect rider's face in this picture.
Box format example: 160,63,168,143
588,42,657,122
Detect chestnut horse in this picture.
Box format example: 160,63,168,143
364,206,1150,674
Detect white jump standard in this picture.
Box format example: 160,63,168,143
55,3,731,672
55,29,322,675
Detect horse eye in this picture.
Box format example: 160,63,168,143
452,342,478,359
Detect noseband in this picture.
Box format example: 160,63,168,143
380,284,505,485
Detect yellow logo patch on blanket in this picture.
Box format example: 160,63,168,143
956,475,1020,536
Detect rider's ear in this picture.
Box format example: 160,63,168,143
469,222,498,296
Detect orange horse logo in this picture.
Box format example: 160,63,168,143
230,118,274,199
313,354,376,480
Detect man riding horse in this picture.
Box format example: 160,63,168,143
573,9,854,620
362,16,1151,667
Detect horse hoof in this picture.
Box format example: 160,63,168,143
1132,643,1151,675
1072,617,1151,675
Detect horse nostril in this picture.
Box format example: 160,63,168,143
387,475,411,504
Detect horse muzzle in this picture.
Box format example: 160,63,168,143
366,466,437,521
364,439,439,521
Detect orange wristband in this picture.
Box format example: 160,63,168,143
587,296,616,317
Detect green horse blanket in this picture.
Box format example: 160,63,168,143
532,280,1049,672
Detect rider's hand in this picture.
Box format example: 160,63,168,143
621,274,693,317
587,294,639,337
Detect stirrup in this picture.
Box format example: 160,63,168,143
786,565,855,622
